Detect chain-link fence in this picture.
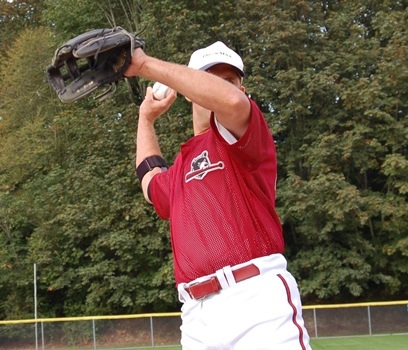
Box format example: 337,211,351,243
1,301,407,349
302,301,408,338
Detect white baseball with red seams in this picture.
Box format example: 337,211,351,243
152,82,171,100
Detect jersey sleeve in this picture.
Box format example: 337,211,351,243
211,98,274,172
149,167,173,220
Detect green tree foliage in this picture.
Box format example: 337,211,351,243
27,103,177,315
0,0,407,320
0,26,60,187
0,0,45,59
41,0,106,40
0,25,60,320
242,0,406,302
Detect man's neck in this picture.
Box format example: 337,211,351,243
192,105,212,136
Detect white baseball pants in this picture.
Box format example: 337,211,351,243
178,254,312,350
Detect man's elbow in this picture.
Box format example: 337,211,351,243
141,169,161,204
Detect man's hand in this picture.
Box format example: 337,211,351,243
124,47,147,78
140,86,177,124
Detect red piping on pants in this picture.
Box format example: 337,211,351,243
277,274,307,350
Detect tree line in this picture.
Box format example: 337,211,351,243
0,0,407,320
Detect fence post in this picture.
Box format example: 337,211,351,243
41,321,45,350
34,263,38,350
150,316,155,347
313,308,318,338
93,319,97,350
367,306,372,336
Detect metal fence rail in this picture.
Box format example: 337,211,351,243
0,301,407,349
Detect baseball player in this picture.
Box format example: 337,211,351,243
125,41,312,349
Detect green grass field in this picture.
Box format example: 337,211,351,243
87,334,408,350
310,334,408,349
58,334,408,350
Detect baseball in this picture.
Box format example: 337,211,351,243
152,82,171,100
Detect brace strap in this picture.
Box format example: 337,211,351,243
136,155,168,182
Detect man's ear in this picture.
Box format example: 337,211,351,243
240,85,246,93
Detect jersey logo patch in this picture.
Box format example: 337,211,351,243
185,151,225,183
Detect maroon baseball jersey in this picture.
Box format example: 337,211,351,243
150,98,284,285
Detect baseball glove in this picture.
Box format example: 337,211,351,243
46,27,145,103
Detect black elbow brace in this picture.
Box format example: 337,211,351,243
136,155,168,182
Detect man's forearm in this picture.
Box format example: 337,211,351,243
127,52,250,137
136,117,162,168
136,117,163,203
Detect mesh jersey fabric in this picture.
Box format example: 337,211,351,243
150,98,284,285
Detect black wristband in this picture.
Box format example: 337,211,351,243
136,155,168,182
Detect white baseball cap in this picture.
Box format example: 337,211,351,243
188,41,244,77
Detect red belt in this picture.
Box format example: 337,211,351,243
186,264,260,300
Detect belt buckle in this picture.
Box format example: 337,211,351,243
188,282,205,301
188,277,220,300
